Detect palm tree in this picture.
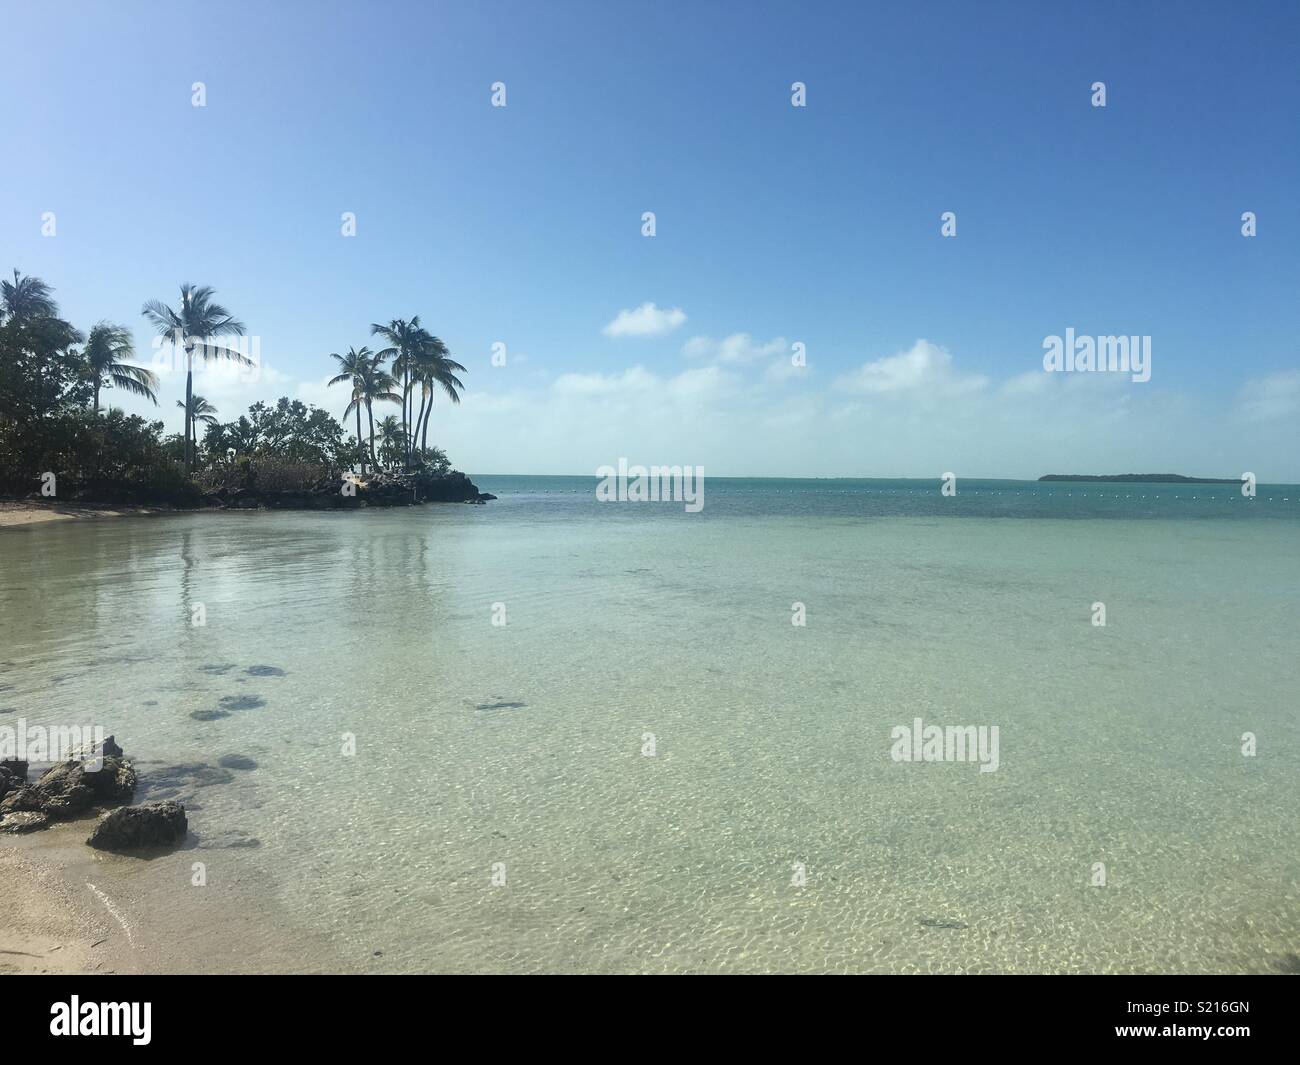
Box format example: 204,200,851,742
369,317,423,467
410,330,466,457
141,285,247,471
375,415,407,469
176,394,219,428
334,353,401,468
361,362,401,467
1,271,83,420
82,322,159,413
1,270,59,325
328,346,378,473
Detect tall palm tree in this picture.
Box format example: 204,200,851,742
1,270,59,325
176,394,219,428
82,322,159,413
0,271,83,421
410,330,466,456
341,355,401,467
328,345,378,473
362,364,402,467
141,285,247,471
369,317,422,467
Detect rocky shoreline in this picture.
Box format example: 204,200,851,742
0,470,497,524
204,468,497,510
0,737,187,853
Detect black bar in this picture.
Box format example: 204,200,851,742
2,975,1289,1050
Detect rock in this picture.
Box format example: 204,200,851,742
0,762,24,802
68,734,124,761
87,801,187,851
0,810,51,834
0,756,136,822
0,784,41,813
138,762,234,803
0,758,28,783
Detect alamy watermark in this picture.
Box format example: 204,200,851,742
149,332,263,383
1042,328,1150,382
0,719,106,762
890,717,1000,773
596,459,704,512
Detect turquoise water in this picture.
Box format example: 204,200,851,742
1,477,1297,972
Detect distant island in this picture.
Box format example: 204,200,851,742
1038,474,1239,484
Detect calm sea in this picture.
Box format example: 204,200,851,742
1,477,1297,972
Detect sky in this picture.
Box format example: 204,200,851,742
2,0,1298,479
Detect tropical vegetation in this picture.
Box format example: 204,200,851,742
0,270,470,505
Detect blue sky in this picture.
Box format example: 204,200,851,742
3,0,1298,477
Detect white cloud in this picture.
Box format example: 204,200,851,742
96,336,1300,480
763,358,810,385
834,339,987,397
682,333,787,363
553,365,659,396
1236,369,1300,422
602,302,686,338
426,344,1300,479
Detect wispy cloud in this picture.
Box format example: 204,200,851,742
602,303,687,338
834,339,987,397
682,333,787,363
1236,369,1300,422
101,336,1300,480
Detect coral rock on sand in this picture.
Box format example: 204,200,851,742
0,760,28,803
0,759,28,783
68,734,125,761
0,810,50,834
86,801,188,851
0,756,136,823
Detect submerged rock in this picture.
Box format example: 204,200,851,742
218,694,265,711
139,762,234,804
86,801,187,851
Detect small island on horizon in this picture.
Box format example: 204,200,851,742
1038,474,1241,484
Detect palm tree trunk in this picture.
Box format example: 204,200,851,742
402,364,410,468
421,395,432,451
355,405,365,475
184,363,194,472
92,381,100,415
412,388,427,461
366,402,377,465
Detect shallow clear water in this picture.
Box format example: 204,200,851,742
2,478,1297,973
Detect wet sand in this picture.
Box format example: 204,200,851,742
0,502,168,528
0,818,353,975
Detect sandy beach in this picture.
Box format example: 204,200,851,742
0,830,122,974
0,501,169,529
0,817,352,975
